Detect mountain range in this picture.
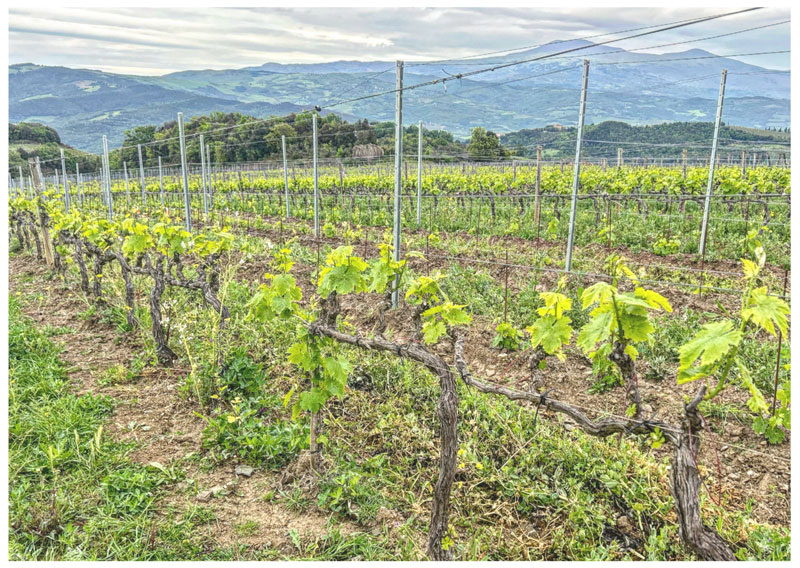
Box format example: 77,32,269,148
9,40,790,153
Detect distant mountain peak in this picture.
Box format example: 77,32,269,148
8,43,790,153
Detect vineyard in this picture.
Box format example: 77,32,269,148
8,155,791,560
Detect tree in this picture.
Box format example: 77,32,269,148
468,127,507,161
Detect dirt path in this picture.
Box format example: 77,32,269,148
8,254,363,557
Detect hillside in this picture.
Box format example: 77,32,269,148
11,117,790,175
106,112,465,169
8,122,97,172
500,121,791,160
9,41,790,153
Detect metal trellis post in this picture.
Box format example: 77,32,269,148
75,163,82,207
313,113,320,237
200,134,208,216
178,112,192,232
392,60,404,308
416,120,423,227
103,135,113,220
158,156,165,206
206,144,213,209
137,143,146,207
18,165,26,199
282,135,290,218
124,161,130,206
60,148,70,212
564,59,589,273
698,69,727,257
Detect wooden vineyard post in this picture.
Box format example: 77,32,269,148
28,157,55,267
682,148,688,179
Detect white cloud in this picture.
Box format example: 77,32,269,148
8,7,791,75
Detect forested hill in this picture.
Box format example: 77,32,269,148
8,122,97,171
11,116,790,175
106,111,467,169
500,121,791,160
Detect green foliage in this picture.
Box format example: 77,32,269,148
367,241,415,295
492,322,524,351
405,272,447,306
467,127,508,161
653,237,681,256
420,302,472,345
199,395,307,467
677,321,742,384
577,282,671,354
676,248,791,444
219,348,264,399
317,246,369,298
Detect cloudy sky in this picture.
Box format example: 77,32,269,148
8,6,791,76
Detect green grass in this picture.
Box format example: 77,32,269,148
8,297,206,560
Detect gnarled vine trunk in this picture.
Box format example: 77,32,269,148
670,387,737,561
146,254,177,366
308,323,458,560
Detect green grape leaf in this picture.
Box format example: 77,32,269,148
322,357,351,396
765,425,785,445
288,341,317,372
633,287,672,312
527,315,573,355
537,292,572,318
738,360,770,414
678,320,742,372
741,258,760,280
743,286,789,337
577,311,614,353
297,387,330,413
619,312,654,343
677,363,718,385
752,416,769,435
422,319,447,345
580,282,616,310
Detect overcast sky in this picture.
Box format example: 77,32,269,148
8,7,791,76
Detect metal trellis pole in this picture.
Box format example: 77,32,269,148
102,135,113,220
698,69,727,257
564,59,590,273
75,163,82,207
60,148,70,212
158,156,165,206
18,166,25,199
206,144,213,209
178,112,191,232
138,143,146,205
313,113,320,237
123,161,130,206
416,120,422,227
392,60,404,308
282,134,290,218
200,134,208,216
